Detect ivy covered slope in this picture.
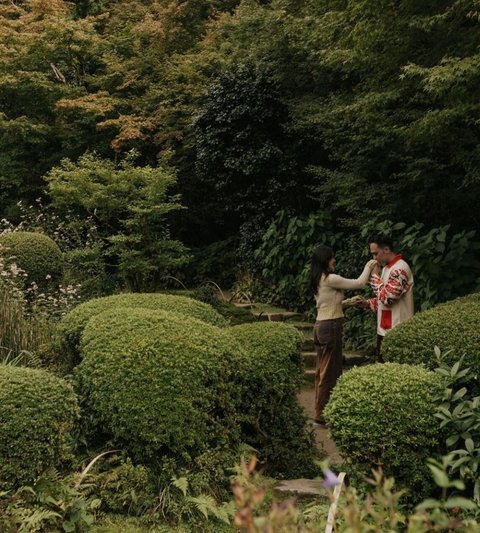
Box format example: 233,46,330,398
0,365,78,489
56,293,228,366
75,307,246,478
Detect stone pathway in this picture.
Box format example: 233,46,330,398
276,478,327,498
228,295,352,465
297,386,343,465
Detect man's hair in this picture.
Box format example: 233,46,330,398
369,233,394,250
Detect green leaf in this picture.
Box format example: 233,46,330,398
450,361,460,377
63,521,76,533
446,434,459,447
417,498,440,510
428,464,449,488
452,388,468,401
172,476,188,497
444,496,478,509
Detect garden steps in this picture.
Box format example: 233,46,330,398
229,298,306,321
252,310,304,321
275,479,328,498
303,352,368,381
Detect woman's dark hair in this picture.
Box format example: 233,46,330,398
309,245,334,295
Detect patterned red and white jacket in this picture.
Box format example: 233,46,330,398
367,254,414,336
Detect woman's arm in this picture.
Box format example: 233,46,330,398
326,260,377,290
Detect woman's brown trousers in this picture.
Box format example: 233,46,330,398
313,318,343,422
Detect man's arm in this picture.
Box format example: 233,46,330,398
367,297,378,312
355,296,377,312
370,268,411,306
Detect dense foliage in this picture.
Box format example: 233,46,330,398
383,293,480,384
0,231,63,286
229,322,317,477
252,215,480,349
46,152,188,291
0,365,78,489
76,307,244,477
435,352,480,504
2,1,480,529
325,363,445,503
1,0,479,282
56,292,228,366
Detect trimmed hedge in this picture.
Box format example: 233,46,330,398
56,292,228,365
0,231,63,285
228,322,317,477
76,307,244,471
325,363,444,503
383,293,480,378
0,365,78,488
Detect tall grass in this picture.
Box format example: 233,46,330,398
0,285,54,365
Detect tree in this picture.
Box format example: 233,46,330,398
0,0,107,216
46,152,189,291
190,64,302,240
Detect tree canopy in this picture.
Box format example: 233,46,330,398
1,0,479,243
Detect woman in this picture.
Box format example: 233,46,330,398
309,245,377,425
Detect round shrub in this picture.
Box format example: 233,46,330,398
228,322,317,478
324,363,444,502
56,292,228,366
0,231,63,285
75,307,244,473
0,365,78,488
383,293,480,379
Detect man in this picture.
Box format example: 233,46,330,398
358,234,414,362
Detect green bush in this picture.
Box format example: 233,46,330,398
0,365,78,489
0,231,63,286
75,307,244,474
64,245,109,298
56,292,228,366
324,363,444,503
382,294,480,381
228,322,317,478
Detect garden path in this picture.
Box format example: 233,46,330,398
226,293,365,465
297,386,343,465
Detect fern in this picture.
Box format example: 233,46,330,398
186,495,234,524
17,508,61,533
171,476,188,497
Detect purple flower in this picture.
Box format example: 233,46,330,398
322,468,340,489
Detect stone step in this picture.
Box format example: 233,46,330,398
289,321,315,332
343,351,368,367
275,479,328,498
303,352,368,381
252,311,304,322
302,337,315,352
301,351,316,368
233,302,254,309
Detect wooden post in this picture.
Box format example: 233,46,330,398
325,472,346,533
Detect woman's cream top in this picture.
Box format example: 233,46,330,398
315,263,372,321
